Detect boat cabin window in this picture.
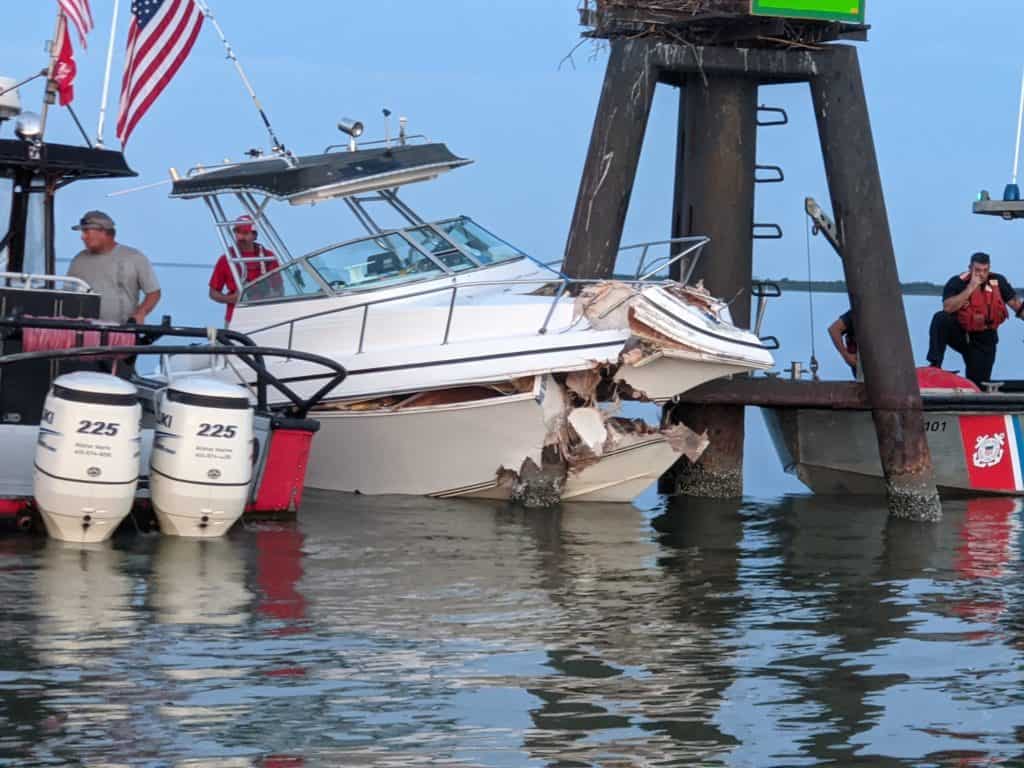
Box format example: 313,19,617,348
306,232,444,290
424,217,524,266
240,262,325,303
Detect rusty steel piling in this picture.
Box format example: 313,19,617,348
809,45,940,521
563,16,940,518
563,40,657,281
662,74,759,498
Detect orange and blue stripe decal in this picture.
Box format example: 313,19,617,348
959,414,1024,492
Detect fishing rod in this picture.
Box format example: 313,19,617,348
194,0,292,163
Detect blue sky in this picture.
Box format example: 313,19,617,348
3,1,1024,322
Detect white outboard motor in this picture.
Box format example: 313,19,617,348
150,376,254,538
34,372,141,543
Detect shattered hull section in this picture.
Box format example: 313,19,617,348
309,374,707,504
571,280,775,404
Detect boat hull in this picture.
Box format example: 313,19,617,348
307,387,550,497
306,377,693,502
764,405,1024,496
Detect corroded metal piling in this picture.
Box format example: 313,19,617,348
809,46,941,521
563,40,657,281
563,14,940,518
663,75,758,498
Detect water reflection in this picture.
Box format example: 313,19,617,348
34,541,135,665
150,535,252,626
3,491,1024,764
255,527,307,627
22,540,148,764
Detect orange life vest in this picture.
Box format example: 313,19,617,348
957,275,1008,333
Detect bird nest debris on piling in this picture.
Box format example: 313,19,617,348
590,0,750,15
579,0,866,48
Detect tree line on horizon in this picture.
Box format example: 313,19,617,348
761,278,947,296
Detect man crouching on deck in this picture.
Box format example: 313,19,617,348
927,251,1024,386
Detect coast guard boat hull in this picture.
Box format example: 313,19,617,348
765,369,1024,497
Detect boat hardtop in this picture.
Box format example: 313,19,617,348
169,141,472,204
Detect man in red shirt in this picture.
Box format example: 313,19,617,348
208,215,280,325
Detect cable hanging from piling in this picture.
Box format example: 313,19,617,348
805,210,819,380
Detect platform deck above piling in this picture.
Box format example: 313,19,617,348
675,377,870,410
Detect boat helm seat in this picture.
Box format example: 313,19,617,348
367,251,403,276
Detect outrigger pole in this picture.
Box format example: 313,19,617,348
0,70,48,100
96,0,121,148
194,1,291,161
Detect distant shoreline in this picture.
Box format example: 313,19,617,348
763,279,945,296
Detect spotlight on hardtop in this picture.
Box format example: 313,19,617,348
14,111,42,141
337,118,364,138
337,117,364,152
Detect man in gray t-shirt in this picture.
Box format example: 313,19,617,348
67,210,161,324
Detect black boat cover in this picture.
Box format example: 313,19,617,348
169,142,472,203
0,139,136,183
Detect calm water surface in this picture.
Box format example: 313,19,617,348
2,490,1024,767
4,294,1024,766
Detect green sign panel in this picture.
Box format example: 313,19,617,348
751,0,865,23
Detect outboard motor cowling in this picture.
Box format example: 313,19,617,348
150,376,254,538
33,372,141,543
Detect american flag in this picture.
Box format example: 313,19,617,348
58,0,94,48
116,0,204,147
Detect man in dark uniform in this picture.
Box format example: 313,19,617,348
828,309,859,378
927,252,1024,386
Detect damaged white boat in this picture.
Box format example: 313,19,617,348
310,375,709,503
156,129,773,501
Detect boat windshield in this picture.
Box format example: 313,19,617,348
238,216,528,303
239,261,326,304
306,232,446,290
414,218,525,266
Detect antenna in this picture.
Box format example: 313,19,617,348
1011,68,1019,184
194,1,291,162
96,0,121,147
1013,67,1024,185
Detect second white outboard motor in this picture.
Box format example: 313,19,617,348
150,376,254,538
33,372,141,543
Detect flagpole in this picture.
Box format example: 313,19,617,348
96,0,121,148
194,0,290,160
39,11,68,139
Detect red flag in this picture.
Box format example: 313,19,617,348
54,28,77,107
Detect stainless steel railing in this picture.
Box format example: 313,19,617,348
256,235,711,355
0,272,92,293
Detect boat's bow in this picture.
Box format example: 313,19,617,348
573,281,775,403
